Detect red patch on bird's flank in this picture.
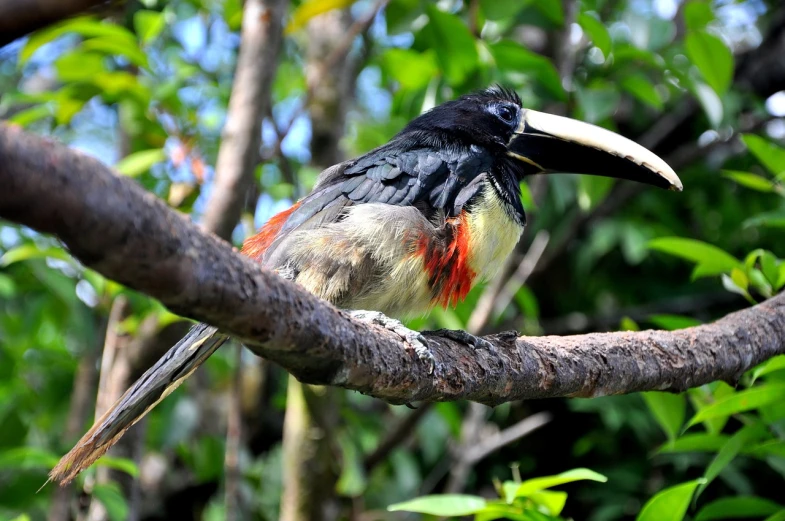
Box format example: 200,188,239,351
242,202,301,259
417,212,476,308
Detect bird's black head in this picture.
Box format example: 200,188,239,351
398,85,523,153
397,85,682,193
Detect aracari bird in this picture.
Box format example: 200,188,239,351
51,86,681,483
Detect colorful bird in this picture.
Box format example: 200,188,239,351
51,86,681,483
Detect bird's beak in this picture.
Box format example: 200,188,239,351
507,109,682,191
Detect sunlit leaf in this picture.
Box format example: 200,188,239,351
381,49,438,91
687,385,785,427
648,237,740,278
695,496,782,521
287,0,356,34
579,12,611,57
0,245,72,267
685,30,733,96
515,468,608,497
134,10,166,44
20,16,138,63
642,392,686,440
115,149,167,177
742,134,785,177
387,494,487,515
764,511,785,521
649,314,702,330
529,490,568,516
481,0,529,21
95,456,139,477
636,479,704,521
722,170,775,193
751,356,785,383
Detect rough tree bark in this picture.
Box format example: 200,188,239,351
201,0,287,242
1,123,784,407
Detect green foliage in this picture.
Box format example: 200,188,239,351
636,480,705,521
388,468,607,520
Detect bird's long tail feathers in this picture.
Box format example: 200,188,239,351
50,323,228,485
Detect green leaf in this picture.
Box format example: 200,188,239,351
0,273,16,297
687,384,785,427
387,494,487,515
693,81,723,128
336,433,366,496
621,74,663,110
637,480,704,521
515,468,608,497
115,149,167,177
648,237,741,278
578,175,614,211
529,490,568,516
759,252,781,289
742,134,785,177
81,36,149,68
649,314,702,330
722,170,776,193
8,104,52,126
286,0,356,33
0,244,72,266
0,447,60,470
695,497,783,521
20,16,138,63
422,5,479,86
657,434,730,454
55,51,106,82
533,0,564,25
381,49,438,91
684,1,714,31
697,423,770,499
751,356,785,383
642,392,686,440
685,30,733,96
95,456,139,477
489,41,564,100
92,483,129,521
481,0,529,21
764,511,785,521
134,10,166,44
744,211,785,230
578,13,611,57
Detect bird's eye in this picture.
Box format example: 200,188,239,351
495,104,517,124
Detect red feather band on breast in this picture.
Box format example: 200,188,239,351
242,202,301,259
417,212,476,308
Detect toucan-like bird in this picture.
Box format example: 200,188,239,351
51,86,681,483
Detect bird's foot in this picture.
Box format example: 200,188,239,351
347,310,434,373
427,328,495,352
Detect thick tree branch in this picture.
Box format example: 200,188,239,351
1,124,784,406
0,0,111,48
